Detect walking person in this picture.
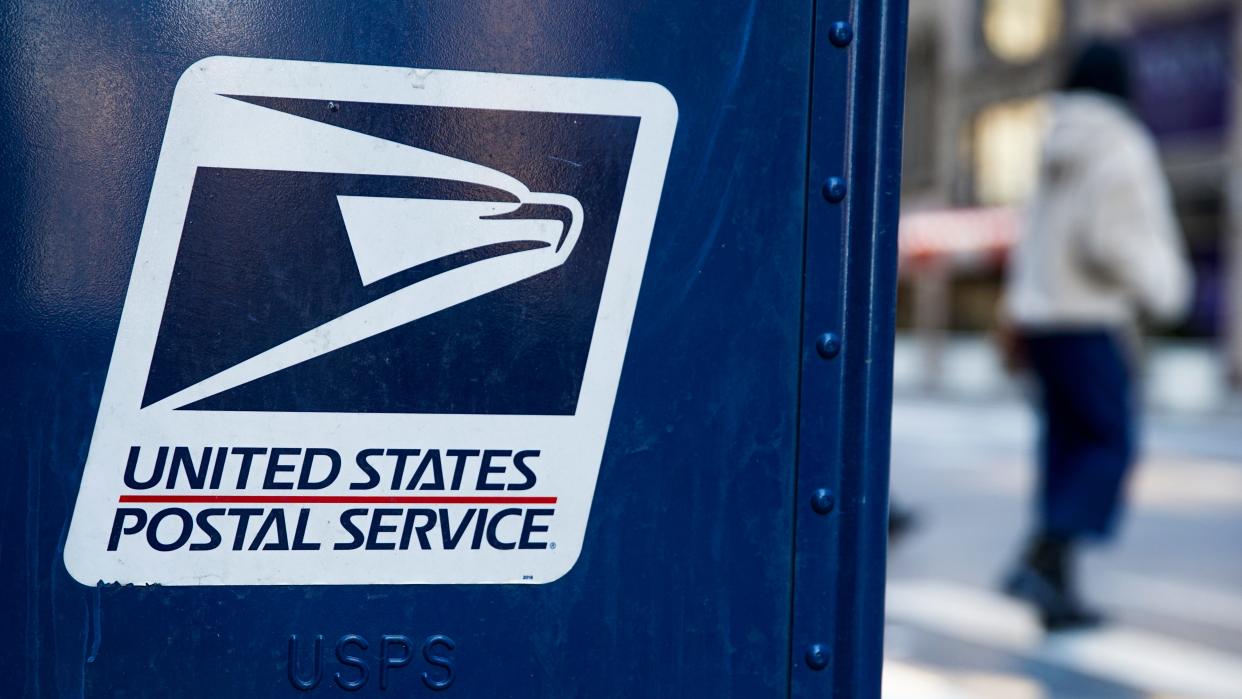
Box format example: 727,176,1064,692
999,41,1193,631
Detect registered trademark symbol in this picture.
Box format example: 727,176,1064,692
549,542,557,550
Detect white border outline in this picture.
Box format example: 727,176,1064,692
64,57,678,586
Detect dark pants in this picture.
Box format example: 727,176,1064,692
1022,329,1135,540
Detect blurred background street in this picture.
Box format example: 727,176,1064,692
888,1,1242,696
884,340,1242,698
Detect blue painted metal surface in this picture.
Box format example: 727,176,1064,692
1,1,905,696
790,2,908,696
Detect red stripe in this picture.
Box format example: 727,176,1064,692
118,494,557,505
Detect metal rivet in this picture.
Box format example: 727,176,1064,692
811,488,835,515
828,21,854,48
815,332,841,359
821,177,847,203
805,643,830,671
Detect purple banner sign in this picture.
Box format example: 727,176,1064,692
1131,9,1233,143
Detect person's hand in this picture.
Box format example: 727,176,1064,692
994,318,1026,374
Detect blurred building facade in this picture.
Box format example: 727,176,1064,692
900,0,1242,388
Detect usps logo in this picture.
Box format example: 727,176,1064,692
64,57,677,585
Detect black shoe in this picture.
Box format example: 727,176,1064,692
1043,604,1104,632
1003,533,1105,633
1003,564,1103,632
888,503,918,546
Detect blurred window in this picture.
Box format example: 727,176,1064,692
972,98,1047,206
1132,8,1233,144
982,0,1063,64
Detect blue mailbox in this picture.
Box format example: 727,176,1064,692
2,1,908,696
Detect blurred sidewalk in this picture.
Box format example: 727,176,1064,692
884,334,1242,699
894,333,1242,416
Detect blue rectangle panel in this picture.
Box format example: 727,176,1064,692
0,0,906,696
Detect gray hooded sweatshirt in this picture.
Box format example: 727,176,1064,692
1004,92,1193,330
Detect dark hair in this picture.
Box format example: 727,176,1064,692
1063,40,1132,102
